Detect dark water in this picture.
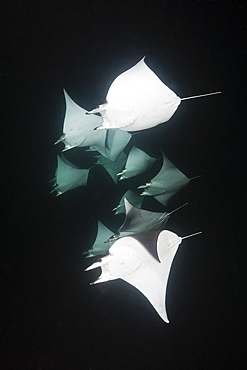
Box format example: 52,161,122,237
1,1,246,369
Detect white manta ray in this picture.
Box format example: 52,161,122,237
87,57,220,132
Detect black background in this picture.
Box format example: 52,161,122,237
1,1,246,369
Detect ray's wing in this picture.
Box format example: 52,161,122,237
55,90,106,151
105,129,132,162
51,154,89,196
125,231,182,322
113,190,144,215
118,146,156,180
83,221,115,258
138,151,190,205
112,198,170,239
88,129,131,162
95,151,127,184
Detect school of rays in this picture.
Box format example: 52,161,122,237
51,57,220,322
